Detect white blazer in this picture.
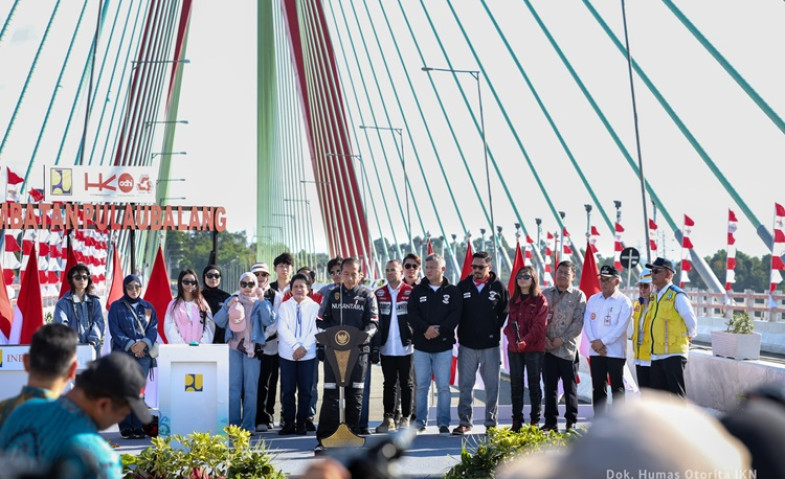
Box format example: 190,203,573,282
276,296,320,361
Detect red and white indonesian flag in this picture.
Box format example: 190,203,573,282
613,222,624,271
648,218,658,253
680,215,695,287
770,203,785,295
726,209,738,296
588,225,600,257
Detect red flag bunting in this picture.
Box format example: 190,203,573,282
144,245,173,343
776,203,785,217
684,215,695,227
106,245,124,311
0,262,14,338
18,244,44,343
508,240,525,295
461,237,474,281
7,167,24,185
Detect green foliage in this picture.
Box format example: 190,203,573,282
443,426,576,479
121,425,285,479
703,249,774,292
725,310,755,334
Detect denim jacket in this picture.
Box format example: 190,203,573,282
213,294,275,346
107,298,159,354
53,292,105,353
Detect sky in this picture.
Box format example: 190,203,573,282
1,0,783,267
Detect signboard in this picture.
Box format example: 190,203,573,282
43,165,158,203
620,247,641,269
0,344,96,402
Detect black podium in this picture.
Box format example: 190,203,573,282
316,325,369,449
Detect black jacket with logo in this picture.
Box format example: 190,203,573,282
406,277,462,353
317,284,379,342
456,272,510,349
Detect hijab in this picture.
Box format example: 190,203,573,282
201,264,230,315
122,274,143,305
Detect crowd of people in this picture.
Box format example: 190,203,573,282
2,249,781,478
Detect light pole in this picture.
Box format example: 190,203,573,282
301,179,341,258
144,120,189,127
284,198,317,268
422,66,497,267
151,151,187,159
535,218,542,278
359,124,410,253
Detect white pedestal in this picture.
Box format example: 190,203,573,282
157,344,229,437
0,344,96,401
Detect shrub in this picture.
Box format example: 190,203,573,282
725,310,755,334
443,426,577,479
122,425,285,479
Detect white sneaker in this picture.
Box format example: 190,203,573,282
255,423,269,432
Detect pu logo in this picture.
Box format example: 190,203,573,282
0,349,3,368
50,168,73,195
184,374,203,392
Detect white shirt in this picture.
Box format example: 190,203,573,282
651,282,698,360
277,296,320,361
380,283,414,357
583,289,632,359
164,299,215,344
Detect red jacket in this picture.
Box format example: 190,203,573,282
503,293,548,353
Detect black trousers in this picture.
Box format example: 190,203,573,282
589,356,625,415
636,364,651,390
256,353,279,426
508,351,544,423
316,352,368,441
380,354,413,417
543,352,578,426
650,356,687,398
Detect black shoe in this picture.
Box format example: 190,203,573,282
279,424,296,435
132,428,147,439
120,429,133,438
305,419,316,432
565,422,577,432
295,423,307,435
355,428,372,436
314,443,326,455
511,419,523,433
540,423,557,432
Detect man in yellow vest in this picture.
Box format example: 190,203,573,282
630,268,653,389
643,258,697,397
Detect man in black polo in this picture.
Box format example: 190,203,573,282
315,257,379,448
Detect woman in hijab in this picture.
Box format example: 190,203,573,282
213,272,276,432
164,269,215,344
107,274,159,439
202,265,230,344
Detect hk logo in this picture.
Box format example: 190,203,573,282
50,168,73,195
184,374,203,392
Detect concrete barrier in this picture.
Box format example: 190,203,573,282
695,316,785,355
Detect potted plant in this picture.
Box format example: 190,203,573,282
710,311,762,360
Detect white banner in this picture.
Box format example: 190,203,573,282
43,164,158,203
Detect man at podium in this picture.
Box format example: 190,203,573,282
315,257,379,449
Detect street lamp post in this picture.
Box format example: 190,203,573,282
359,124,410,253
151,151,187,159
422,66,497,267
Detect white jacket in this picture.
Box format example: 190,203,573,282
583,289,632,359
277,296,320,361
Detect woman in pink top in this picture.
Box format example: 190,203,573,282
164,269,215,344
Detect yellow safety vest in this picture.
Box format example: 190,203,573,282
646,285,690,356
631,299,652,361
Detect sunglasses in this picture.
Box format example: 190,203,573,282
72,274,90,281
403,263,419,270
182,279,197,286
126,284,141,290
470,264,488,270
516,274,532,280
205,273,221,279
651,268,666,274
240,281,256,289
254,272,270,277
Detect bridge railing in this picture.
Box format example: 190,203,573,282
622,288,785,322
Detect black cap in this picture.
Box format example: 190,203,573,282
598,265,620,277
645,257,675,273
76,352,152,425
